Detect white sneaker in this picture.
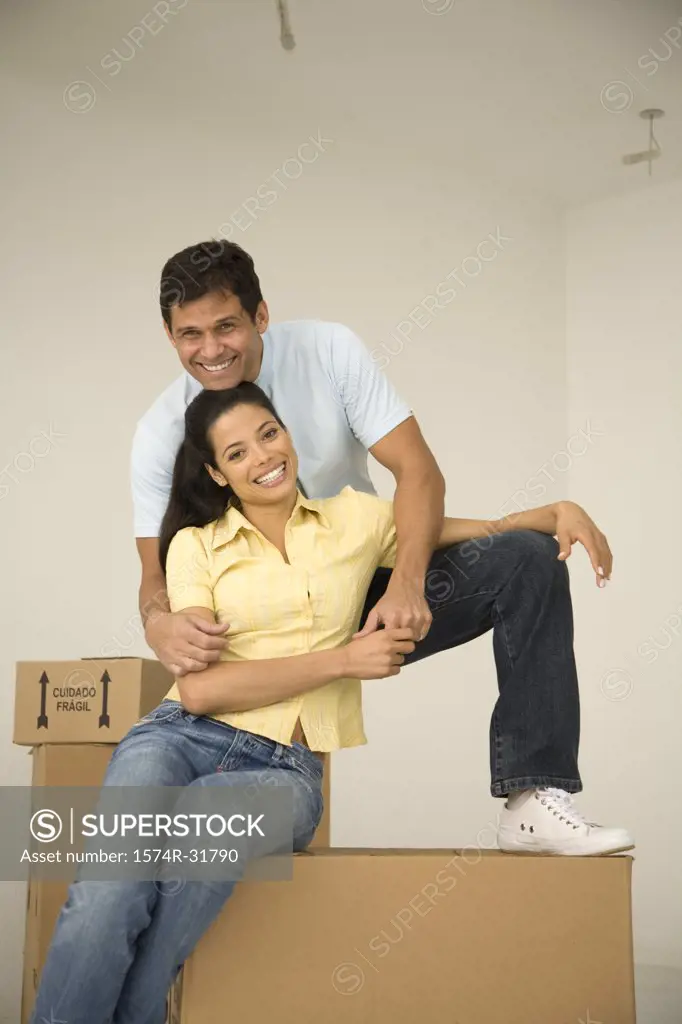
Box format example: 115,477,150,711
497,787,635,856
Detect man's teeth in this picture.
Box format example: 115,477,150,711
202,357,236,372
255,463,286,484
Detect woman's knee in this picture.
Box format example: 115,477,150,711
57,880,154,943
253,769,322,843
188,768,322,853
290,774,324,848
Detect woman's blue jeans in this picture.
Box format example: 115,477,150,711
29,701,324,1024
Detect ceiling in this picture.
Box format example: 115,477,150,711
3,0,682,209
280,0,682,207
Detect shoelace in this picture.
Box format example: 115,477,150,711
536,787,597,829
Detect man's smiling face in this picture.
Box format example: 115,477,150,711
166,290,268,390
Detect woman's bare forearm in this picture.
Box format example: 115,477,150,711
178,648,348,716
436,503,560,548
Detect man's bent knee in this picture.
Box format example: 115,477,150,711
500,528,560,562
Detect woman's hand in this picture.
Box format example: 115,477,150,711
554,501,613,586
145,611,230,676
341,627,416,679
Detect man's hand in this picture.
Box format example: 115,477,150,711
145,611,229,676
354,575,432,642
342,627,417,679
554,501,613,587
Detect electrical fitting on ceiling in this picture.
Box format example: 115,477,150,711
276,0,296,51
622,109,665,176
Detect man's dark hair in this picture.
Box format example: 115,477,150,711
160,240,264,330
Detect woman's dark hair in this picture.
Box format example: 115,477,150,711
158,382,285,571
159,240,263,330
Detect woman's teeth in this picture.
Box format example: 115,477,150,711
203,356,236,372
255,463,286,485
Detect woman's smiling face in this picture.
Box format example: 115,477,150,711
205,402,298,507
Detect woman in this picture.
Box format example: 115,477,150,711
30,383,611,1024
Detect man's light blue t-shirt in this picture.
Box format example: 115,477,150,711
130,320,412,537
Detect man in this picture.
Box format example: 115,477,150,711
131,239,633,855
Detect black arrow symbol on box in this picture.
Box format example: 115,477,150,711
99,670,111,728
37,671,49,729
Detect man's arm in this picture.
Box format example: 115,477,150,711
372,417,445,579
326,324,445,639
358,417,445,639
137,538,171,625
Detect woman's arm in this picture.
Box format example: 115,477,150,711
176,614,345,715
174,610,413,717
436,503,559,548
436,500,613,585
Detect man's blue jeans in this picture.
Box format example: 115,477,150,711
29,701,324,1024
362,529,582,796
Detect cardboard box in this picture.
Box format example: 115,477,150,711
170,848,636,1024
20,742,331,1024
14,658,174,744
21,744,117,1024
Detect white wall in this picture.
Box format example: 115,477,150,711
2,0,678,1021
0,64,566,1024
566,177,682,1020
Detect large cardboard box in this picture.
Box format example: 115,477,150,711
169,848,636,1024
21,744,117,1024
20,742,331,1024
14,658,174,744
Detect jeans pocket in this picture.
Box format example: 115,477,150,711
131,700,184,728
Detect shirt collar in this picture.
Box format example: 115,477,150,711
253,328,273,395
185,373,203,404
211,490,330,550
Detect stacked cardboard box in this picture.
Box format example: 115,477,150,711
15,658,173,1024
15,658,636,1024
14,657,331,1024
169,848,636,1024
14,658,176,747
20,743,117,1024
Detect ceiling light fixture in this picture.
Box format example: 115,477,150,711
622,108,665,176
276,0,296,51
